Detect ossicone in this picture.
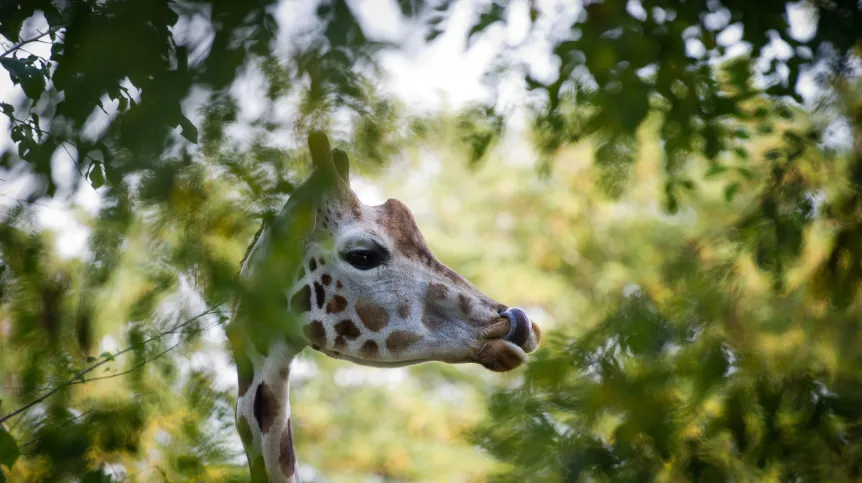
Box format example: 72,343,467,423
308,130,350,184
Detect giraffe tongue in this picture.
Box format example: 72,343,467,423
501,307,531,348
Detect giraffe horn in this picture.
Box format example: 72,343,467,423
308,130,337,175
332,148,350,183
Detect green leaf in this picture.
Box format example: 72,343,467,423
100,352,114,361
736,167,754,180
733,128,750,140
776,104,794,120
0,427,19,469
725,183,740,202
178,115,198,144
425,29,443,42
704,165,726,178
0,103,12,116
89,164,105,189
427,14,445,25
468,2,506,43
757,123,774,135
0,58,46,100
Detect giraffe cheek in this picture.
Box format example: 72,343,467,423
386,330,421,355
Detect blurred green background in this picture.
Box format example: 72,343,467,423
0,0,861,481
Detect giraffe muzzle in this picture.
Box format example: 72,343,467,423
501,307,532,348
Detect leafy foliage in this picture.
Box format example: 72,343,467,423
1,0,861,481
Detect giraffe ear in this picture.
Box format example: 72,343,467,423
308,130,337,176
331,149,349,183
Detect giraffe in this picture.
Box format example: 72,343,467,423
226,131,541,482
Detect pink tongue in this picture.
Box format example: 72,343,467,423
502,307,531,347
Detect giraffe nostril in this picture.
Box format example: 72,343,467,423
501,307,531,347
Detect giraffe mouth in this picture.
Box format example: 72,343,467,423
474,307,540,372
500,307,532,348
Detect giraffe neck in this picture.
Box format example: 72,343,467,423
234,338,300,482
231,220,320,482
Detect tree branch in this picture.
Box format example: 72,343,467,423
1,27,64,58
76,319,222,384
0,302,226,425
18,409,93,453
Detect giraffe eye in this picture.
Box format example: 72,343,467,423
343,249,385,270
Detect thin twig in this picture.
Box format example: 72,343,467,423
13,47,38,58
78,319,223,384
0,192,52,208
0,302,226,425
7,115,102,191
18,409,93,453
59,141,96,191
1,27,63,58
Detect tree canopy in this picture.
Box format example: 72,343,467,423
0,0,861,481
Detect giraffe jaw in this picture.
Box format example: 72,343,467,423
317,348,433,368
314,334,535,373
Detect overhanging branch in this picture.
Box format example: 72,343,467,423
0,301,227,425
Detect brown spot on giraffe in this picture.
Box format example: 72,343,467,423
303,320,326,347
458,293,472,317
253,382,280,434
397,302,410,319
319,257,326,265
386,330,421,354
336,280,343,290
279,363,290,380
334,335,347,351
356,300,390,332
326,295,348,313
314,282,326,309
335,319,361,339
321,273,332,285
290,285,312,313
428,282,449,299
237,415,254,445
360,340,379,358
308,258,317,272
280,419,296,478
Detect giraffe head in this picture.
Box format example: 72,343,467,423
278,131,540,372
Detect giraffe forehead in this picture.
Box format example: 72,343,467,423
372,199,466,284
375,199,423,243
